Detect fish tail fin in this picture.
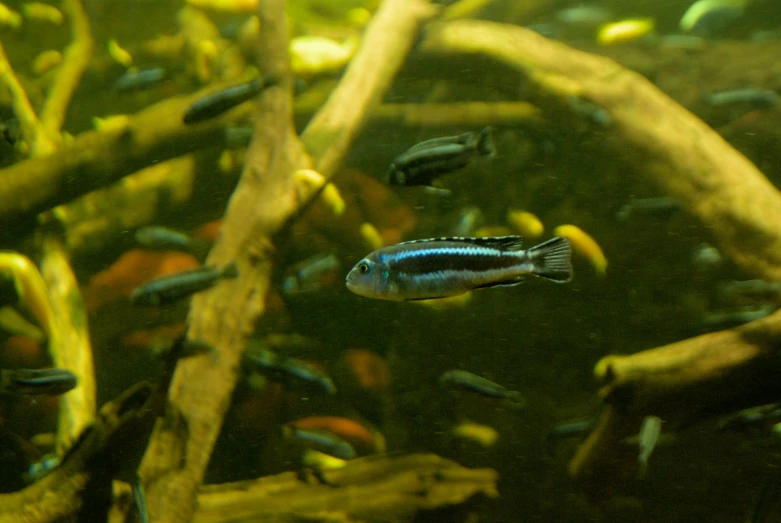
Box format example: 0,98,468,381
506,391,527,410
222,262,239,279
527,237,573,283
476,127,496,158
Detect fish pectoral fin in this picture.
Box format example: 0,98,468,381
473,278,525,290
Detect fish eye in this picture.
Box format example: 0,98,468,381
358,262,369,274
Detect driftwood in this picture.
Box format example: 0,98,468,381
137,0,438,520
569,309,781,497
194,454,498,523
39,236,97,455
0,382,158,523
0,82,254,237
419,20,781,282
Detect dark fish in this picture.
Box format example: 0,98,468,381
704,88,778,108
387,127,495,186
183,75,278,125
719,403,781,433
246,349,336,395
346,235,572,301
547,417,598,439
24,454,60,483
113,67,166,91
0,368,77,396
283,426,357,460
701,305,778,330
281,253,340,295
439,370,526,408
615,197,683,222
134,226,205,254
130,263,238,306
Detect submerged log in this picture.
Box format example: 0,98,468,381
570,309,781,497
194,454,498,523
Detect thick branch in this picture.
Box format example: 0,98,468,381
39,236,97,455
0,82,253,234
300,0,439,178
139,0,438,520
420,20,781,281
194,454,498,523
569,309,781,497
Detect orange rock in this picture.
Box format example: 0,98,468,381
287,416,384,454
342,348,390,392
1,335,45,368
84,250,200,311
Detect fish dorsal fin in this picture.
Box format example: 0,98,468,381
398,235,524,251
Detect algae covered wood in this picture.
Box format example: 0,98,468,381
569,309,781,497
193,454,498,523
420,20,781,282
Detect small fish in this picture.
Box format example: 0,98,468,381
113,67,166,91
547,417,598,439
183,75,278,125
24,454,60,483
32,50,63,75
506,209,544,238
704,89,779,108
22,3,63,25
359,223,383,250
387,127,495,187
439,369,526,408
130,263,238,306
555,5,613,28
451,206,484,237
553,225,607,276
720,404,781,433
0,368,77,396
108,39,133,67
282,253,340,295
134,226,206,255
691,242,723,271
246,350,336,395
718,280,781,301
638,415,662,477
596,18,655,46
346,236,572,301
567,96,612,126
282,426,357,460
701,305,778,329
451,420,499,448
680,0,746,35
615,197,683,222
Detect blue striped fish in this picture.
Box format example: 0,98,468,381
346,235,572,301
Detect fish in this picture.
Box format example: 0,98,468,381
450,206,484,237
701,305,778,329
719,404,781,433
451,420,499,448
287,416,385,454
134,226,207,256
553,225,607,276
596,18,655,45
113,67,166,91
615,197,683,222
547,417,599,439
387,127,495,187
680,0,746,35
718,280,781,302
346,236,572,301
183,75,278,125
704,89,779,108
108,39,133,67
506,209,543,238
282,426,357,460
439,369,526,408
282,253,340,295
24,454,60,483
132,474,149,523
637,415,662,477
567,96,612,126
129,263,238,306
0,368,77,396
245,350,336,395
691,242,723,271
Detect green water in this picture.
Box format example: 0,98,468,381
1,0,781,521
